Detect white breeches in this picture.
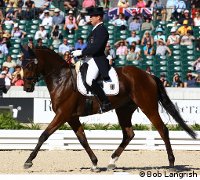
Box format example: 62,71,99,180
85,58,99,86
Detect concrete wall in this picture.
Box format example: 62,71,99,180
3,87,200,100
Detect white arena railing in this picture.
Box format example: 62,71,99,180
0,130,200,150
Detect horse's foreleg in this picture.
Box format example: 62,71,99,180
108,102,136,170
24,113,65,169
68,119,99,172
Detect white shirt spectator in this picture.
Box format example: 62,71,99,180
34,25,48,40
126,35,140,45
58,39,71,55
0,43,8,55
40,10,53,27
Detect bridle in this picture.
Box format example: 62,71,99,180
23,56,77,91
22,58,39,86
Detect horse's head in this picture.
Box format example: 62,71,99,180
21,45,39,92
23,58,39,92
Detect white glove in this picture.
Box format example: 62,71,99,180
71,50,82,57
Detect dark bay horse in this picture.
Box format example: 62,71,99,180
22,46,197,171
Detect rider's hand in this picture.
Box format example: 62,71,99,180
71,50,82,57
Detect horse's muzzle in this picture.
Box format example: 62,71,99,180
23,86,34,92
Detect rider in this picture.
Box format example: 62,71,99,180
72,7,112,113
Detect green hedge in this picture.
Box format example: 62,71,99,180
1,112,200,131
0,112,40,130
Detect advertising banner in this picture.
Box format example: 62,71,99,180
34,98,200,125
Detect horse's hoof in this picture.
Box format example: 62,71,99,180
24,162,33,169
107,164,116,171
91,167,100,173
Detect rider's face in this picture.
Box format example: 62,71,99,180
90,15,101,26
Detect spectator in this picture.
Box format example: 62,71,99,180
40,9,53,27
74,37,87,50
177,20,192,36
16,53,24,66
112,13,128,30
103,0,110,8
193,57,200,74
64,10,77,29
64,0,79,14
34,24,48,40
12,65,23,79
21,7,35,20
127,11,140,26
194,12,200,26
0,0,5,7
143,42,155,56
2,33,11,49
160,73,170,87
0,24,5,39
27,37,35,49
129,17,141,31
0,9,5,24
145,66,154,75
156,39,172,56
11,23,26,39
166,0,178,21
115,39,128,59
166,27,180,45
40,0,51,10
178,9,194,26
0,38,8,55
25,0,35,9
76,8,90,26
35,38,43,47
136,0,146,8
151,0,163,21
64,14,78,35
11,73,24,86
154,27,166,44
6,0,16,16
2,55,16,74
180,30,195,46
126,45,140,61
51,25,63,45
0,68,11,89
3,16,14,26
58,38,71,55
141,30,154,46
172,73,183,87
184,71,198,87
82,0,96,8
104,42,116,66
141,18,154,31
117,0,129,8
17,0,24,8
52,8,64,26
174,0,186,20
130,41,141,56
126,30,140,45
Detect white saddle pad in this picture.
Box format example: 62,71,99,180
77,67,119,96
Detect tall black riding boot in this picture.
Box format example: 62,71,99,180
90,80,112,113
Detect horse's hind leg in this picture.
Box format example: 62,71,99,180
68,119,99,172
108,101,137,170
145,111,175,167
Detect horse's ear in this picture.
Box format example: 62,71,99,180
34,59,38,64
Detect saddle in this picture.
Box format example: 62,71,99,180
77,63,119,96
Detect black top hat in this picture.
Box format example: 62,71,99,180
87,7,104,16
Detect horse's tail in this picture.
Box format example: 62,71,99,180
153,76,197,139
